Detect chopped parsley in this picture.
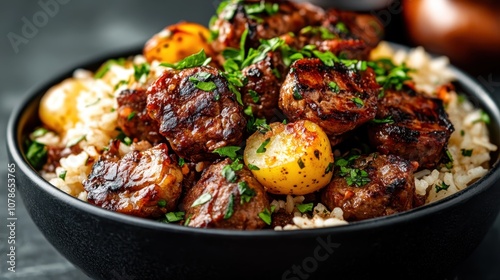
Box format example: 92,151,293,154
213,146,241,160
297,158,305,169
133,62,150,83
335,22,349,33
66,135,86,148
474,110,491,125
461,149,473,157
116,130,133,146
335,154,370,187
224,194,235,219
296,203,313,213
328,81,340,93
244,1,279,16
157,199,167,208
435,182,450,193
184,214,193,226
352,97,364,108
367,58,412,91
371,116,394,124
293,88,303,100
238,181,256,204
445,149,454,169
221,160,244,183
164,211,185,223
26,141,47,170
160,49,211,70
324,162,334,174
127,111,137,121
247,164,260,171
248,89,260,103
31,127,49,139
301,26,337,40
257,138,271,153
58,170,67,181
258,205,276,225
189,72,217,92
178,157,185,167
191,193,212,207
94,58,126,79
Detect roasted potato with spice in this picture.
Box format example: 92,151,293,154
244,120,334,195
39,78,85,134
143,22,213,64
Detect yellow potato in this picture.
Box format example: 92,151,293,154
143,22,213,64
39,78,85,134
244,120,334,195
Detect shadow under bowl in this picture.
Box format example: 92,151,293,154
7,47,500,280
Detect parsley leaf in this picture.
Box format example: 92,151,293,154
191,193,212,207
26,141,47,170
461,149,473,157
164,211,185,223
238,181,256,204
133,63,150,83
257,138,271,153
213,146,241,160
224,194,235,219
258,205,276,225
328,81,340,93
160,49,211,70
435,182,450,193
296,203,313,213
247,164,260,171
371,116,394,124
58,170,67,181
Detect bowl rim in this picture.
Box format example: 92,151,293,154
7,43,500,238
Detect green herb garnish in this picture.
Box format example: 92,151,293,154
58,170,67,181
461,149,473,157
371,116,394,124
26,141,47,170
435,182,450,193
213,146,241,160
157,199,167,208
257,138,271,153
248,164,260,171
352,97,364,108
224,194,235,219
191,193,212,207
160,49,211,70
94,58,126,79
238,181,256,204
296,203,313,213
258,205,276,225
133,63,150,82
328,81,340,93
164,211,185,223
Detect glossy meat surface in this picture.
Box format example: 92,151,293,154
117,88,164,145
368,87,454,169
146,66,247,162
182,159,269,229
84,143,183,218
241,51,286,119
211,0,325,54
321,153,418,221
279,58,379,144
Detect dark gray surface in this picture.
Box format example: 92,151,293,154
0,1,499,279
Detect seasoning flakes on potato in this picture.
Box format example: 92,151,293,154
244,120,334,195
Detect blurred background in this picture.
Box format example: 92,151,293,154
0,0,499,279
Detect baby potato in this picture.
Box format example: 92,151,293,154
143,22,213,64
39,78,86,134
244,120,334,195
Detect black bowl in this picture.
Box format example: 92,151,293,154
7,48,500,280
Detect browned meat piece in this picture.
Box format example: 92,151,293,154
367,87,454,169
271,209,294,228
210,0,325,54
281,9,383,60
84,143,183,218
146,66,247,162
241,51,286,119
116,89,164,145
279,58,379,145
42,144,83,173
321,153,418,221
182,158,269,230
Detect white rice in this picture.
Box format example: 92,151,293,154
35,42,497,230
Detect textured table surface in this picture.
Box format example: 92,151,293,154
1,1,499,279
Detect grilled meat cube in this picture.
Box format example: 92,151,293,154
321,153,419,221
281,9,383,60
146,66,247,162
117,88,164,145
241,51,286,119
84,143,183,218
279,58,379,145
210,0,325,55
182,158,270,230
367,87,454,169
